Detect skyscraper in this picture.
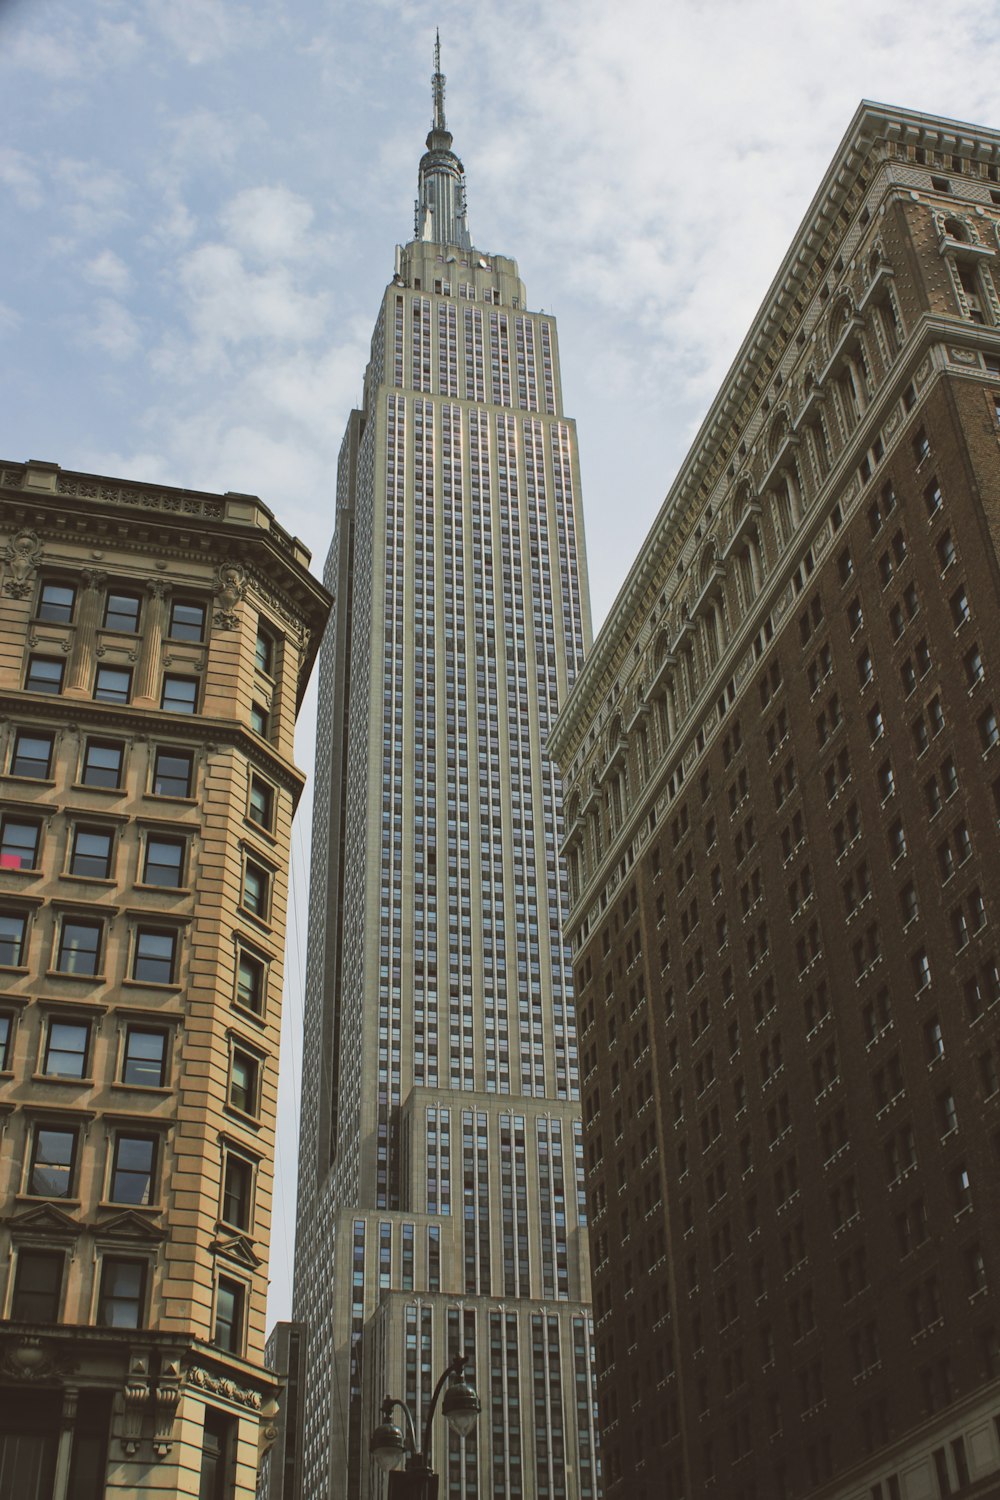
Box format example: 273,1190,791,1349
551,103,1000,1500
293,43,598,1500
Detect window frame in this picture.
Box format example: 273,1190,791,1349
120,1025,169,1089
234,948,267,1017
54,916,104,977
36,579,77,624
220,1149,255,1231
152,747,195,799
254,624,275,676
247,775,275,832
68,824,115,881
28,1124,79,1199
160,674,199,715
10,1248,64,1322
42,1017,91,1080
96,1255,148,1328
108,1132,158,1206
241,857,271,922
0,816,42,872
80,738,125,789
102,590,141,634
25,655,65,695
93,664,133,705
167,598,206,643
0,910,30,968
10,731,54,780
214,1275,246,1354
228,1044,262,1119
131,927,179,987
0,1009,14,1070
141,834,187,889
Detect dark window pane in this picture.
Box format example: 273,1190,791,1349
81,740,124,788
142,837,185,887
222,1155,252,1229
0,819,40,870
122,1028,167,1087
153,750,193,798
242,863,268,917
44,1021,89,1079
255,628,274,674
250,702,268,736
11,1250,63,1321
11,732,53,779
169,600,206,641
229,1051,259,1116
110,1136,156,1204
248,778,273,829
236,953,264,1014
30,1128,76,1197
0,913,28,966
161,675,198,714
94,667,131,704
26,656,64,694
133,929,176,984
57,920,101,975
37,582,76,623
0,1013,11,1069
103,593,140,632
98,1258,145,1327
70,828,113,879
214,1278,243,1352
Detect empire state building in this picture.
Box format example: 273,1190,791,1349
293,44,598,1500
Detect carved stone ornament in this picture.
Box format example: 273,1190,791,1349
153,1357,183,1457
3,530,43,598
0,1334,76,1383
213,559,248,629
121,1352,151,1456
188,1363,264,1410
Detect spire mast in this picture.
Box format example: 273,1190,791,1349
432,28,446,131
413,31,472,250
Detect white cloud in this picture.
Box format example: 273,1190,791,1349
146,0,266,65
85,298,141,360
84,249,132,296
0,148,44,209
0,301,21,336
220,185,318,263
173,242,331,360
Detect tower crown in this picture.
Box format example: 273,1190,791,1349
414,32,472,250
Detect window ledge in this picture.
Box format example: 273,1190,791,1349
45,970,105,984
69,783,126,799
59,875,118,889
120,979,182,995
0,775,57,790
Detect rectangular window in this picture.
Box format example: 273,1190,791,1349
11,731,54,779
250,702,269,737
56,919,102,976
37,580,77,623
11,1250,63,1322
235,951,266,1015
152,748,194,798
103,591,141,633
0,912,28,967
229,1048,260,1117
242,860,270,919
0,817,41,870
161,675,198,714
25,656,64,695
29,1126,77,1197
121,1027,167,1088
142,836,185,888
214,1277,245,1353
69,826,114,879
0,1012,12,1069
110,1135,156,1205
81,738,124,788
94,666,132,705
43,1020,90,1079
255,626,275,675
97,1257,146,1328
132,929,177,985
248,776,274,831
222,1153,253,1229
168,599,206,642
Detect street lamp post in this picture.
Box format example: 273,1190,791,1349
370,1351,481,1500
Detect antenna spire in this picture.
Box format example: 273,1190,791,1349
432,29,446,131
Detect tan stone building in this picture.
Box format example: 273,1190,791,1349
0,459,329,1499
550,104,1000,1499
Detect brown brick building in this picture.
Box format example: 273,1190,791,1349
549,104,1000,1500
0,460,329,1499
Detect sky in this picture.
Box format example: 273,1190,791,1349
3,0,999,1328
